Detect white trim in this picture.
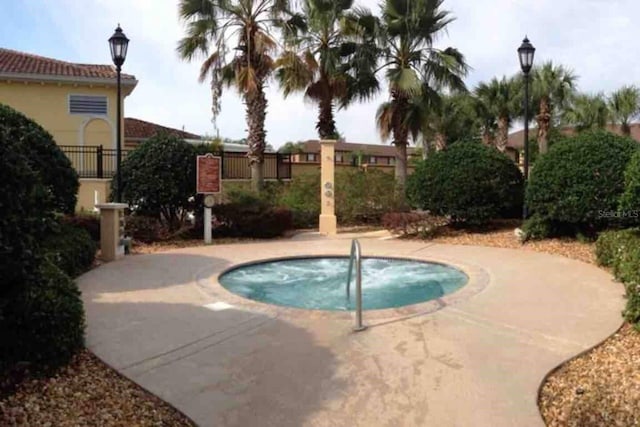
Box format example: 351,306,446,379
0,71,137,88
78,116,117,149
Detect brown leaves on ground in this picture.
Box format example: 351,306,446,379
0,350,195,427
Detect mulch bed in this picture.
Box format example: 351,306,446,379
0,350,195,426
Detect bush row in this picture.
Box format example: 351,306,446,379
595,229,640,327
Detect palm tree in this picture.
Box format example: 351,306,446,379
563,93,609,132
375,0,468,188
475,76,521,152
471,95,496,147
177,0,291,192
275,0,378,140
531,61,577,154
608,85,640,136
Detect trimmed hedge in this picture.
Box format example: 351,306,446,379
0,261,85,370
407,142,524,226
0,103,78,214
525,131,639,238
595,229,640,328
43,222,97,278
117,134,197,230
62,214,100,243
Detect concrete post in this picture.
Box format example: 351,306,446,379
96,203,128,262
319,139,337,235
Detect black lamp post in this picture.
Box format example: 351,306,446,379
518,36,535,219
108,25,129,203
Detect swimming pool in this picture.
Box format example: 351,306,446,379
218,257,468,311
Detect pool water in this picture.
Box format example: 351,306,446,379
218,257,468,311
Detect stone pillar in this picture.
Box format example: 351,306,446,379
319,139,337,235
96,203,128,261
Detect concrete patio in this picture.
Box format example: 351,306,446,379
78,235,624,427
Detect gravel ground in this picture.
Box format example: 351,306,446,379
0,351,195,426
2,224,637,426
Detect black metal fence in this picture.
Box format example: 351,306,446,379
59,145,292,180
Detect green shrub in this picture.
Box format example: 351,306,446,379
525,131,638,238
335,168,401,224
620,150,640,224
0,261,85,370
0,104,79,214
407,142,524,226
278,173,321,228
43,222,97,278
62,213,100,242
117,134,197,230
209,203,293,238
595,229,640,328
0,123,54,301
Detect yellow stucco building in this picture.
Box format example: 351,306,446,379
0,47,137,211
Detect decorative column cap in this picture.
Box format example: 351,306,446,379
319,139,338,145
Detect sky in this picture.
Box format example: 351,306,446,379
1,0,639,149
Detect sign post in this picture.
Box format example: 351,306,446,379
197,154,222,244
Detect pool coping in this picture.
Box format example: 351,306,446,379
202,253,491,324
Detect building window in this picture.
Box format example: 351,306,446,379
69,95,108,115
306,153,317,162
389,157,395,165
369,156,377,164
335,153,343,163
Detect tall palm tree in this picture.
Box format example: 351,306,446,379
177,0,292,192
608,85,640,136
563,93,609,132
475,76,521,152
375,0,468,188
275,0,378,140
531,61,577,154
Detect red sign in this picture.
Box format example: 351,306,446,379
197,154,221,194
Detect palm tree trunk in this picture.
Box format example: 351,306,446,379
536,97,552,154
496,116,509,152
435,133,447,151
317,96,338,140
246,83,267,192
391,91,410,188
481,130,493,146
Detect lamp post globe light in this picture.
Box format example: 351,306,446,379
108,25,129,203
518,36,535,219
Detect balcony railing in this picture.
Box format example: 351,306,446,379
59,145,292,180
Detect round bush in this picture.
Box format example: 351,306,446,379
407,142,524,225
43,222,97,278
0,261,85,370
116,134,197,230
0,103,79,214
525,131,639,236
620,150,640,221
0,127,54,300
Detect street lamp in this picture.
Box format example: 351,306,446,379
518,36,535,219
109,25,129,203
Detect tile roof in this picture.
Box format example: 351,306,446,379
0,47,136,82
300,140,417,157
125,117,201,141
508,124,640,149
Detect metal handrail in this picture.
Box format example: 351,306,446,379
346,239,366,332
